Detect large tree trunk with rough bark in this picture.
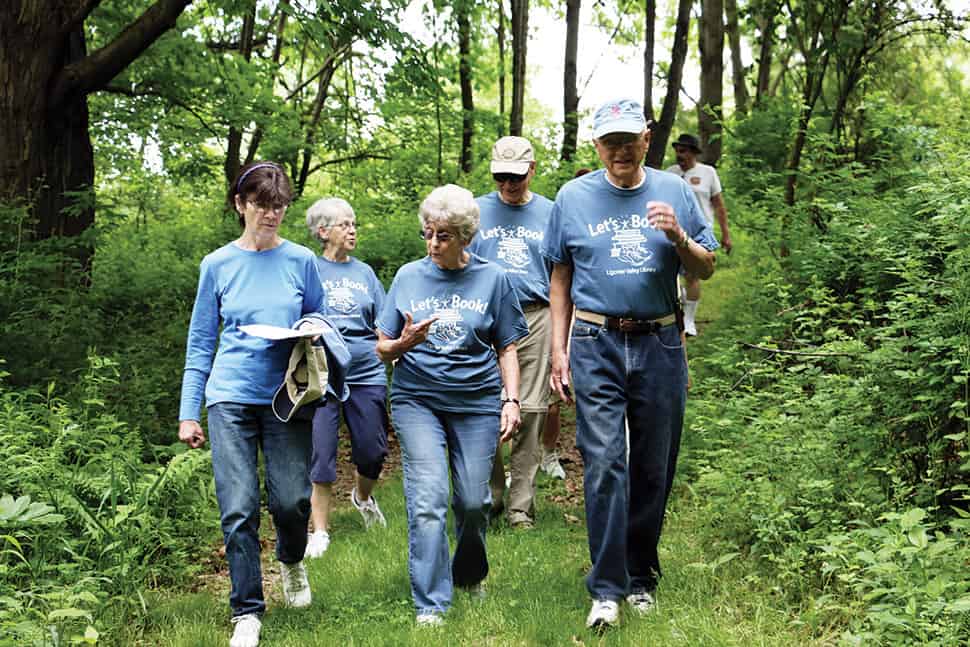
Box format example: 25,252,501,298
698,0,724,165
0,0,192,249
509,0,529,136
561,0,580,161
645,0,691,168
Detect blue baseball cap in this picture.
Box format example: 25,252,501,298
592,98,647,139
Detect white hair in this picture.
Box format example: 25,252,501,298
306,197,355,242
418,184,480,243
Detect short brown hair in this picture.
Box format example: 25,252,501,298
228,162,293,226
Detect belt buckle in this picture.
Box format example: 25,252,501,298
618,318,636,333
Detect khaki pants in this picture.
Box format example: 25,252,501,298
491,305,552,524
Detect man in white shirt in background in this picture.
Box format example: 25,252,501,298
666,134,733,336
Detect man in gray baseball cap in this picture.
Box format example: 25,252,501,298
469,136,566,530
542,98,720,629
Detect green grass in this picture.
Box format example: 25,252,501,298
138,475,820,646
136,232,824,645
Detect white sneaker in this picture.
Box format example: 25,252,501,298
416,612,444,627
504,471,511,489
585,599,619,629
279,560,311,608
304,530,330,559
626,588,656,616
540,450,566,480
351,487,387,529
229,614,261,647
683,299,699,337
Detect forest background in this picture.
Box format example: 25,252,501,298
1,0,969,644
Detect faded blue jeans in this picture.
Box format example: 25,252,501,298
391,398,499,616
207,402,312,617
570,320,687,601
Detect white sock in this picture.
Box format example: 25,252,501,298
684,298,699,323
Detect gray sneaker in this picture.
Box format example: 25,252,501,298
625,588,656,616
540,449,566,480
279,560,311,608
351,487,387,529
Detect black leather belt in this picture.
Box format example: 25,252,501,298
575,309,677,334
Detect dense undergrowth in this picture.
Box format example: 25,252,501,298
684,106,970,644
1,98,968,644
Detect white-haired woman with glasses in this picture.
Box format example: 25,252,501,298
376,184,528,626
178,162,323,647
303,197,389,559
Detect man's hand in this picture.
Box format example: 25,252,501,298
179,420,206,449
647,201,684,243
549,349,573,404
720,234,733,255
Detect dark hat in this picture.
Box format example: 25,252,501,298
671,133,702,153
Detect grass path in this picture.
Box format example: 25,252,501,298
140,239,821,646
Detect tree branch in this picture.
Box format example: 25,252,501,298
52,0,193,106
62,0,103,37
306,151,394,176
206,35,268,51
100,83,220,140
737,341,857,357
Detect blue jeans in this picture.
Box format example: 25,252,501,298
391,398,499,615
570,321,687,601
207,402,313,617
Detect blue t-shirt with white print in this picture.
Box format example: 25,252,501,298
541,168,719,320
469,192,553,306
316,256,386,386
179,240,325,421
377,254,528,413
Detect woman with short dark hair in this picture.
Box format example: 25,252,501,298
178,162,323,647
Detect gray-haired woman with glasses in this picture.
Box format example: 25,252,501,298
375,184,528,625
302,198,389,560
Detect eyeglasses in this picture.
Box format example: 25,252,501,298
493,173,528,185
597,135,641,151
419,229,456,243
248,201,287,214
330,220,356,230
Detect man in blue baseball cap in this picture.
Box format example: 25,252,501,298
542,98,720,629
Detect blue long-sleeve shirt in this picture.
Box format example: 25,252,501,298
179,240,325,421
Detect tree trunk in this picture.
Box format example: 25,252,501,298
0,0,191,250
225,1,257,185
724,0,748,116
457,1,475,174
645,0,691,168
561,0,580,161
497,0,506,136
698,0,724,165
754,7,777,105
296,50,345,195
245,0,289,165
643,0,656,123
509,0,529,136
